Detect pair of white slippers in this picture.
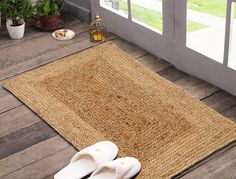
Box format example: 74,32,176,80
54,141,141,179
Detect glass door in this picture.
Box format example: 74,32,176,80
100,0,129,17
99,0,164,34
94,0,174,61
130,0,163,34
92,0,236,95
186,0,227,63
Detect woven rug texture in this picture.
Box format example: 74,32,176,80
4,42,236,178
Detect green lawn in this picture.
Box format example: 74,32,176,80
188,0,236,18
119,1,208,32
117,0,236,32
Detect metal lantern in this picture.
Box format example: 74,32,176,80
89,14,105,42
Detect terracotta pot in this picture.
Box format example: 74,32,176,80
39,15,61,28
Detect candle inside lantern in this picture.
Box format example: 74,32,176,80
89,14,105,42
92,30,104,41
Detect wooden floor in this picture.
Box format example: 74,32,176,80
0,18,236,179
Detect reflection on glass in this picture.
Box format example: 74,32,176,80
186,0,228,63
100,0,128,16
130,0,163,33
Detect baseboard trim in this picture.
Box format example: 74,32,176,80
64,1,91,23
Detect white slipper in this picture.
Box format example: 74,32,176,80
89,157,141,179
54,141,119,179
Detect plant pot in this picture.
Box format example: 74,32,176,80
39,15,61,28
6,20,25,39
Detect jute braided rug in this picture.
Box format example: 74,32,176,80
4,42,236,178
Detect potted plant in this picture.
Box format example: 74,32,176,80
0,0,36,39
36,0,64,28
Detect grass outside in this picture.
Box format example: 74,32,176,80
188,0,236,18
119,1,208,32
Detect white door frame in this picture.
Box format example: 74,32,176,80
91,0,236,96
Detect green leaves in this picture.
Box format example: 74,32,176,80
43,1,51,15
53,3,59,15
0,0,64,25
36,0,64,16
1,0,37,25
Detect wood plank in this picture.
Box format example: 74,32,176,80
2,146,77,179
0,79,22,114
137,53,157,64
158,66,187,82
202,90,231,106
147,59,172,73
0,135,69,177
0,18,81,49
137,54,172,72
112,38,137,51
202,91,236,113
0,80,12,98
112,38,147,59
179,146,236,179
174,75,220,100
0,94,21,114
0,23,88,71
222,105,236,122
0,32,116,81
208,160,236,179
0,106,40,138
0,121,56,160
125,46,147,59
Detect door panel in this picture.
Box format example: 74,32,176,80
131,0,163,34
100,0,128,17
186,0,227,63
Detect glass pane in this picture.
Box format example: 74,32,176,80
186,0,227,63
131,0,163,34
228,3,236,70
100,0,128,16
